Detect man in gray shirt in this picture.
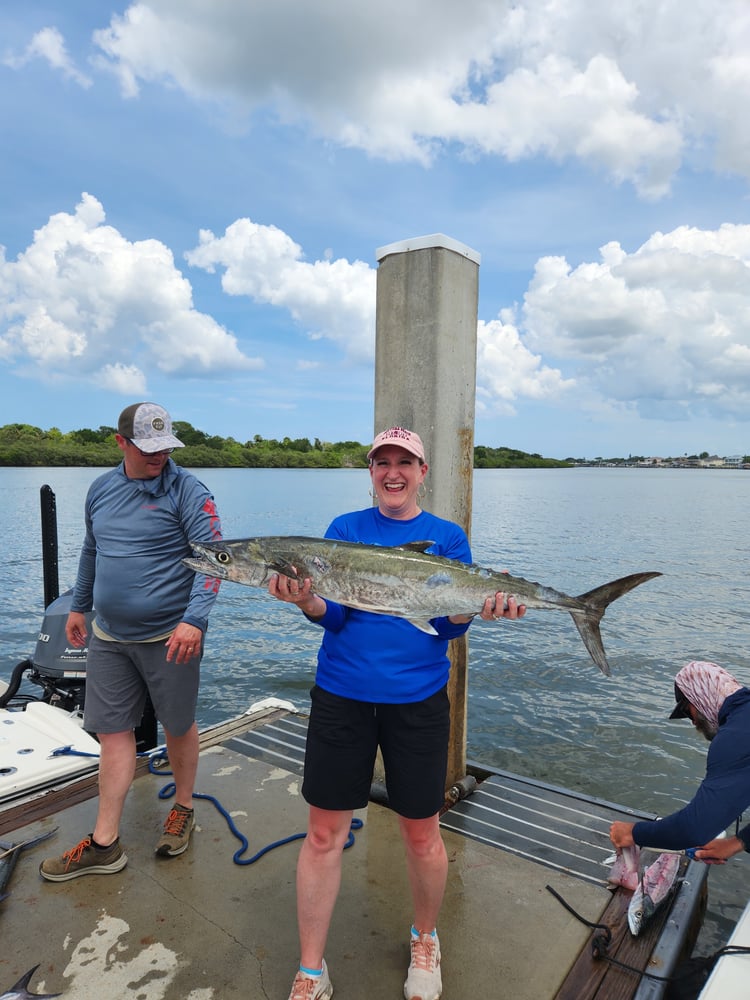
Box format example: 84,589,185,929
40,402,222,881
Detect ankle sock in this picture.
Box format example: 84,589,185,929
411,925,436,938
92,836,118,851
299,965,323,978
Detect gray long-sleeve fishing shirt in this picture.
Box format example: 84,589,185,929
71,459,222,640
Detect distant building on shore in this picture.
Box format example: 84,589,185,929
575,454,748,469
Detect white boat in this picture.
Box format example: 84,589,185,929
0,701,100,802
698,898,750,999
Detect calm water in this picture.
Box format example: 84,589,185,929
2,465,749,956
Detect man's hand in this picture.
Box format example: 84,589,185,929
694,836,745,864
609,821,636,848
65,611,88,648
166,623,203,663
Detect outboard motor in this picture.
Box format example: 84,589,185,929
0,595,90,713
0,486,88,712
24,590,91,712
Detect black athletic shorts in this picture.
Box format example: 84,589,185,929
302,684,450,819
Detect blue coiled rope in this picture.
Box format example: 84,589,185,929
48,744,362,864
149,750,362,865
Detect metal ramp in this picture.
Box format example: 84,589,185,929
224,712,308,776
440,769,656,886
224,715,655,887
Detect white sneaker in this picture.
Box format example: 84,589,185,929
404,930,442,1000
287,959,333,1000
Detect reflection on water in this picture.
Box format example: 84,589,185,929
2,465,749,955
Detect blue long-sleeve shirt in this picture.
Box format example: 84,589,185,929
72,459,222,640
311,506,472,703
633,687,750,850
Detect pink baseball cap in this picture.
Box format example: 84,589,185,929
367,426,426,462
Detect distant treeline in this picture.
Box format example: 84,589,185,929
0,422,571,469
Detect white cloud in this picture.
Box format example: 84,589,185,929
3,26,92,87
185,219,377,362
476,311,576,416
86,0,750,196
99,362,147,394
520,223,750,422
0,194,262,391
184,215,582,414
5,194,750,435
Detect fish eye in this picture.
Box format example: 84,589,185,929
216,551,231,565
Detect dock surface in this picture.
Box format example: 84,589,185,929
0,706,706,999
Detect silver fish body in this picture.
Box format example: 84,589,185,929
183,535,661,675
627,851,682,935
0,966,61,999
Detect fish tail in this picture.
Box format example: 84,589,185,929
570,572,662,675
6,965,63,998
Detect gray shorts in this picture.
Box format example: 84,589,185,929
83,633,200,738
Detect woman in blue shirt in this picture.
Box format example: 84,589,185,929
271,426,526,1000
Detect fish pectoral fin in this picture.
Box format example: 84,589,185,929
269,559,301,579
408,618,439,635
399,540,436,553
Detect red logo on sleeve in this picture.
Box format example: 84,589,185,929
203,498,222,540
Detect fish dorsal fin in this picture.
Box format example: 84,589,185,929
399,540,435,553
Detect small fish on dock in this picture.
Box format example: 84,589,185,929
184,535,661,675
628,851,682,936
0,965,61,999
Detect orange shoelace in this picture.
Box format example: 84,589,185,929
163,808,191,836
288,971,322,1000
63,837,93,869
410,934,438,972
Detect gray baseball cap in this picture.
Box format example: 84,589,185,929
117,402,185,453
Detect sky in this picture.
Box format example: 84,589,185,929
2,2,750,460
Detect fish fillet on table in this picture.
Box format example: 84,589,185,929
606,844,642,892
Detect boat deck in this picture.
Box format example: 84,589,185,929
0,704,708,999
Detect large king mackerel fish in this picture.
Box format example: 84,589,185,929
184,535,661,676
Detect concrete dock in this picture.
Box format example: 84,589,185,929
0,706,704,999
